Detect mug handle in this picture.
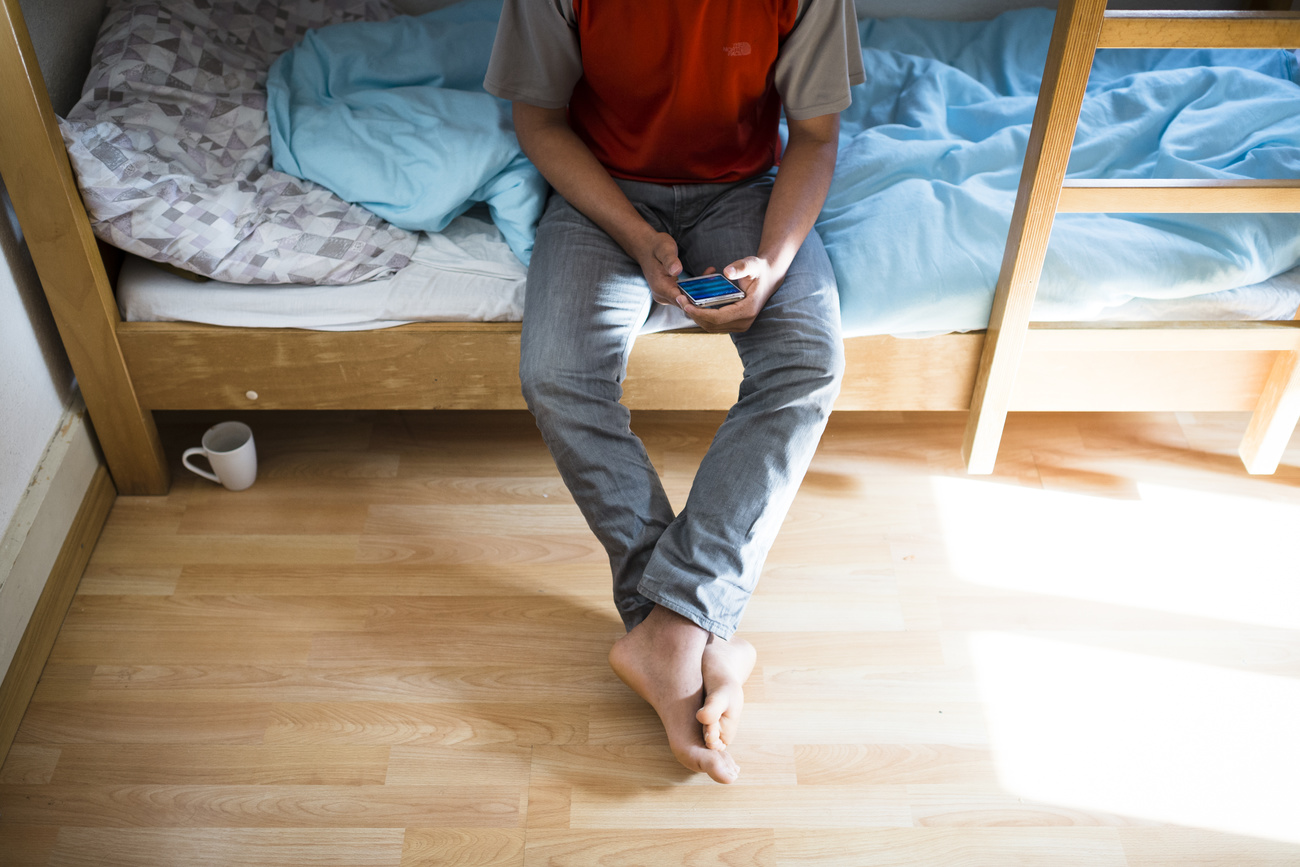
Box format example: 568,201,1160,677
182,447,221,484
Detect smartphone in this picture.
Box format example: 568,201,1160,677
677,274,745,308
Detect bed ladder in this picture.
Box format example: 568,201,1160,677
962,0,1300,475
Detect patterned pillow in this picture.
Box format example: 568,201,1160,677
59,0,418,284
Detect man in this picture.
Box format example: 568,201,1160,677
485,0,864,784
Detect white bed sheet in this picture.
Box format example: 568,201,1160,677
118,211,1300,335
117,213,527,331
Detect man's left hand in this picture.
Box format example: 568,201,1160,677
677,256,784,334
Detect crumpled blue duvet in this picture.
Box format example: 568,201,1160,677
267,0,545,265
268,4,1300,334
827,9,1300,335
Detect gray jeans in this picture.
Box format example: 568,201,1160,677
519,174,844,639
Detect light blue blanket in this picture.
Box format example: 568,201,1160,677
268,5,1300,334
827,9,1300,334
267,0,545,265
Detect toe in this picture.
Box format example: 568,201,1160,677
697,747,740,784
717,709,741,747
698,692,729,750
697,692,725,725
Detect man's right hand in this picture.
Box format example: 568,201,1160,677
636,231,685,307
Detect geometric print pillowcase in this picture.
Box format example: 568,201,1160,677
59,0,417,284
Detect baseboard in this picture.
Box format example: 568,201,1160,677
0,402,116,765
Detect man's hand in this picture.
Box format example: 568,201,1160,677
677,256,784,334
675,112,840,335
636,231,685,307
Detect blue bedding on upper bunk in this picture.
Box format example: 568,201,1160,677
267,3,1300,335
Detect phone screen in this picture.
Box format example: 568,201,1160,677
680,274,743,302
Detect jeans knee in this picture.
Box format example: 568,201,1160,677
520,354,621,429
519,355,574,421
809,335,845,416
787,329,844,417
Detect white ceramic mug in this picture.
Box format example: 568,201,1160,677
182,421,257,491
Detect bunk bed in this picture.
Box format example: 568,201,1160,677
1,0,1298,496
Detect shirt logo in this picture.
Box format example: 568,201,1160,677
722,42,752,57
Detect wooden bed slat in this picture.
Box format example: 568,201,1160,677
1025,321,1300,352
1057,180,1300,213
0,0,168,494
1010,349,1278,411
116,325,988,412
962,0,1108,474
1099,11,1300,49
117,322,1286,414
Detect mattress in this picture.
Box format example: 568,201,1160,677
117,211,701,334
118,209,1300,335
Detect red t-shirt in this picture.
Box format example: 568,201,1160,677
568,0,799,184
485,0,864,184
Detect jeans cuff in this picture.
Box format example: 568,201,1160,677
635,577,737,640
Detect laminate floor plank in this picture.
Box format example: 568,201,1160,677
306,631,621,667
527,744,799,788
403,828,527,867
45,827,406,867
522,829,776,867
262,701,589,746
0,824,60,867
75,565,181,596
1119,828,1300,866
173,563,613,597
62,663,628,704
566,785,914,829
773,828,1128,867
44,629,314,666
14,701,275,745
87,533,361,567
0,745,61,784
793,744,998,786
3,409,1296,865
353,533,605,567
0,783,524,828
385,746,533,786
49,745,391,785
588,700,990,746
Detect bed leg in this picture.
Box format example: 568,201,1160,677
1239,349,1300,474
961,0,1108,474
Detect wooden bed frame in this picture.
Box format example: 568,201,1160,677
2,0,1299,495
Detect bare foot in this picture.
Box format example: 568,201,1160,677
608,606,740,784
698,634,757,751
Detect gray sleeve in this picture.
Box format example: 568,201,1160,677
776,0,866,121
484,0,582,108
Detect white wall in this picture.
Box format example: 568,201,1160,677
0,182,74,546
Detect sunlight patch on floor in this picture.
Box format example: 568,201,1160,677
931,476,1300,630
970,632,1300,844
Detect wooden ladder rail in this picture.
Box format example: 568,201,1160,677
0,0,169,494
962,3,1300,474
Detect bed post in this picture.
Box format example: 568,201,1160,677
0,0,169,494
961,0,1108,474
1239,312,1300,474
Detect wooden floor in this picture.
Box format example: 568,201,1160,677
3,409,1299,866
